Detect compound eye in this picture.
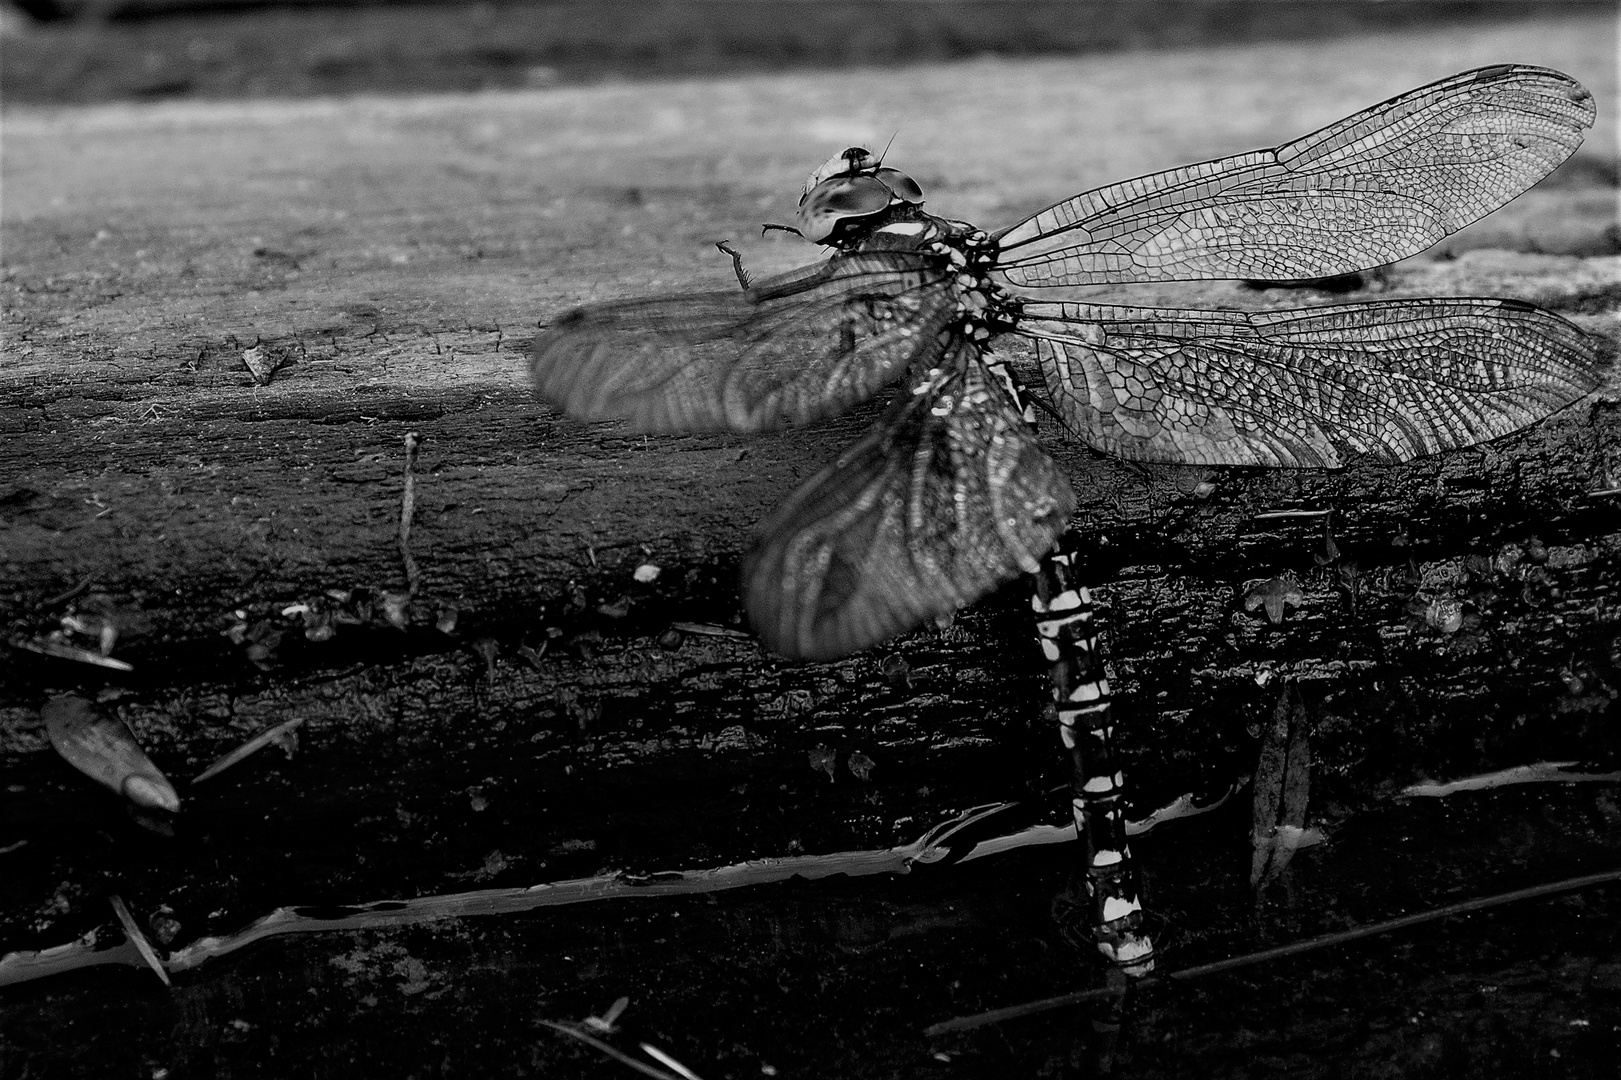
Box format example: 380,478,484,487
816,175,892,215
875,168,925,203
795,175,893,241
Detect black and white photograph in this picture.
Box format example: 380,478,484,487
2,0,1618,1076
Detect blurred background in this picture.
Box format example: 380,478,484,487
3,0,1613,105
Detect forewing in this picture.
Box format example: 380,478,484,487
1019,298,1603,468
744,348,1077,660
995,66,1595,287
530,252,956,432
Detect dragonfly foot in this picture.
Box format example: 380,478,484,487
714,240,752,292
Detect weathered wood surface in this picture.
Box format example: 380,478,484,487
2,14,1620,985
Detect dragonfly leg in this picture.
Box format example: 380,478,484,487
1031,531,1154,975
713,241,753,293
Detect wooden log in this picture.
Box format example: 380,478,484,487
2,20,1618,976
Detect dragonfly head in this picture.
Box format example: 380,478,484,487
795,146,926,245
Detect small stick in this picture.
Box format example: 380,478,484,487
41,576,94,608
924,867,1621,1036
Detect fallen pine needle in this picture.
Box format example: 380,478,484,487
667,622,752,640
639,1043,707,1080
192,718,305,784
109,895,171,987
9,636,133,671
924,867,1621,1036
542,1021,684,1080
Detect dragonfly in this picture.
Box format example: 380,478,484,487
530,65,1602,972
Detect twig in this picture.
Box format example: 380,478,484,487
924,867,1621,1036
41,576,94,608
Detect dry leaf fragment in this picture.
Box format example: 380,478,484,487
1251,682,1312,886
43,695,179,812
1243,575,1305,625
241,344,282,386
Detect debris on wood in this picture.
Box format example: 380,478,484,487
584,996,629,1034
639,1043,706,1080
1401,761,1621,797
667,622,751,640
881,653,912,692
9,635,134,671
1243,574,1305,625
43,695,180,812
191,718,305,785
471,637,500,680
108,896,171,987
1251,682,1316,887
436,605,459,635
241,342,281,386
1127,782,1246,836
399,431,422,597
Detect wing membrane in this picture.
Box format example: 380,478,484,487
1018,298,1603,468
744,349,1076,660
530,251,955,432
995,65,1595,287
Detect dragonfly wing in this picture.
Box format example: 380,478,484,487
530,252,956,432
1018,298,1603,468
744,348,1077,659
995,66,1595,287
